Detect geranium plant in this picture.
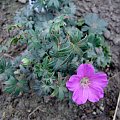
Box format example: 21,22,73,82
0,0,111,104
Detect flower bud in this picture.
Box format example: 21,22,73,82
21,58,30,66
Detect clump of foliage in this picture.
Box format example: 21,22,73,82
82,13,108,34
0,0,111,100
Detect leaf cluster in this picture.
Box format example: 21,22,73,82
81,13,108,34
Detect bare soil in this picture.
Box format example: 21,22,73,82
0,0,120,120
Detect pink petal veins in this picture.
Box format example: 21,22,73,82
90,72,108,88
66,75,81,91
77,64,95,77
88,86,104,102
72,87,89,105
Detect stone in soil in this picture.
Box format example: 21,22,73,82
18,0,27,4
104,30,111,39
113,35,120,45
91,6,98,13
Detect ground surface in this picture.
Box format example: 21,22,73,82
0,0,120,120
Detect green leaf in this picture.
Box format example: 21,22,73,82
77,18,85,27
47,0,60,8
84,13,108,34
58,86,65,100
87,33,104,47
0,58,12,75
56,45,73,57
66,27,83,44
4,76,28,96
73,45,83,57
81,25,89,32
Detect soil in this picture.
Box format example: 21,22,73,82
0,0,120,120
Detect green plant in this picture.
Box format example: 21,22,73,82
33,0,76,13
84,33,111,67
0,58,13,81
51,72,67,100
4,76,28,95
82,13,108,34
0,0,111,101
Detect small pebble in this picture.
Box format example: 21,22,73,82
18,0,27,4
115,28,120,34
113,36,120,45
91,7,98,13
81,114,87,119
93,111,96,115
43,96,50,103
85,0,91,2
111,15,120,22
104,30,111,39
100,106,104,111
96,109,102,114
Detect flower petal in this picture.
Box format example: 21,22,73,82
90,72,108,88
88,84,104,102
66,75,81,91
72,87,88,105
77,64,95,77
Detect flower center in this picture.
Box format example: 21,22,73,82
80,77,90,87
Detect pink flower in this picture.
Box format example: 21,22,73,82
66,64,108,105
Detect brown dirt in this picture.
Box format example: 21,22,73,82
0,0,120,120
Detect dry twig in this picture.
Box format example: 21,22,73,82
113,92,120,120
28,106,46,120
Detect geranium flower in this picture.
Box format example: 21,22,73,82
66,64,108,105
